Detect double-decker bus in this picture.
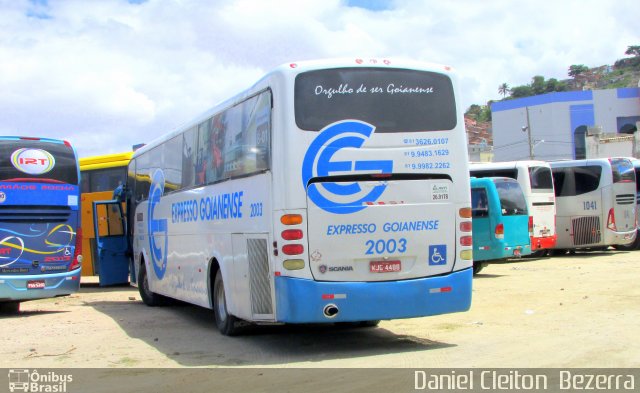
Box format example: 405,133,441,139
470,160,556,256
127,58,473,335
0,136,82,312
550,158,637,251
79,152,132,277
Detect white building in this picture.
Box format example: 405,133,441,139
490,88,640,161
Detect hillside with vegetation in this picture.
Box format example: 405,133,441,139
464,45,640,145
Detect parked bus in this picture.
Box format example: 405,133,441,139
470,177,531,274
470,160,556,256
0,136,82,312
79,152,132,278
550,158,637,252
613,158,640,250
127,58,473,335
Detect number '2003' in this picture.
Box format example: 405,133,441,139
250,202,263,217
365,238,407,255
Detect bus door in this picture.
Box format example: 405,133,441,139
92,200,130,286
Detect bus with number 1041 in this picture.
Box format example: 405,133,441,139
0,136,82,313
127,58,473,335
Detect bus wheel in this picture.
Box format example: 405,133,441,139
213,270,240,336
473,263,484,275
138,262,165,307
529,250,548,258
0,301,20,313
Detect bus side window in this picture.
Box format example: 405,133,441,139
471,188,489,217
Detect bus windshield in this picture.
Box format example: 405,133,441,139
294,68,456,132
494,179,528,216
610,158,635,183
0,139,78,184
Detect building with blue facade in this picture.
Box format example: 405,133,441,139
490,88,640,161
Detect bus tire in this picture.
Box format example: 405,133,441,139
138,262,165,307
529,250,548,258
473,262,484,275
0,301,20,313
213,270,240,336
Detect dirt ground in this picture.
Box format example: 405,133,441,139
2,249,639,369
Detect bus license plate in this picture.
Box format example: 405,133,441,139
27,280,45,289
370,260,401,273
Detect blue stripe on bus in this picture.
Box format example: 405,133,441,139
0,268,81,301
274,268,472,323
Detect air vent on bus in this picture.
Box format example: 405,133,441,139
615,194,635,205
0,205,72,223
248,238,273,316
571,216,601,246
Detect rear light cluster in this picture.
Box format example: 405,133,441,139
280,214,305,270
495,223,504,239
528,216,534,235
458,207,473,260
69,227,83,271
606,208,616,231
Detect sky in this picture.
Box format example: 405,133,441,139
0,0,638,157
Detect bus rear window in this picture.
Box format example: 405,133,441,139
295,68,456,132
610,158,635,183
528,166,553,192
0,139,78,185
493,179,527,216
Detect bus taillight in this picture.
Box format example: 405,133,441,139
281,229,303,240
495,223,504,239
281,214,303,225
460,236,473,246
607,208,617,231
459,221,472,232
528,216,534,235
459,207,472,219
70,227,83,271
282,244,304,255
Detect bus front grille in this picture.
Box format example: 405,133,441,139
572,216,601,246
615,194,635,205
247,238,273,316
0,205,71,223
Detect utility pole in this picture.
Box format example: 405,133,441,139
525,106,534,160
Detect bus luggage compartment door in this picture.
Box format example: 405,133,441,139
306,178,456,282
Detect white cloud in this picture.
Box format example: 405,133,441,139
0,0,638,157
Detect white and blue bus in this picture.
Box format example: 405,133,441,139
0,136,82,312
127,58,473,335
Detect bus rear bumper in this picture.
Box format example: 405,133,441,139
531,234,557,251
274,268,472,323
0,268,81,302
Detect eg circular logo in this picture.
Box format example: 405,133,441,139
148,169,168,279
301,120,392,214
11,148,56,175
0,192,6,203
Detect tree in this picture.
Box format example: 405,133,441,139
568,64,589,78
625,45,640,57
498,83,510,98
510,85,533,98
531,75,546,95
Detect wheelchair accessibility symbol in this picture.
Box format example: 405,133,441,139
429,245,447,266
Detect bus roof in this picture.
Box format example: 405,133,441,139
79,152,133,171
132,57,458,159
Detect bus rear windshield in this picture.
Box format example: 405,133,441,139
295,68,457,132
0,139,78,184
494,179,528,216
610,158,635,183
528,166,553,192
